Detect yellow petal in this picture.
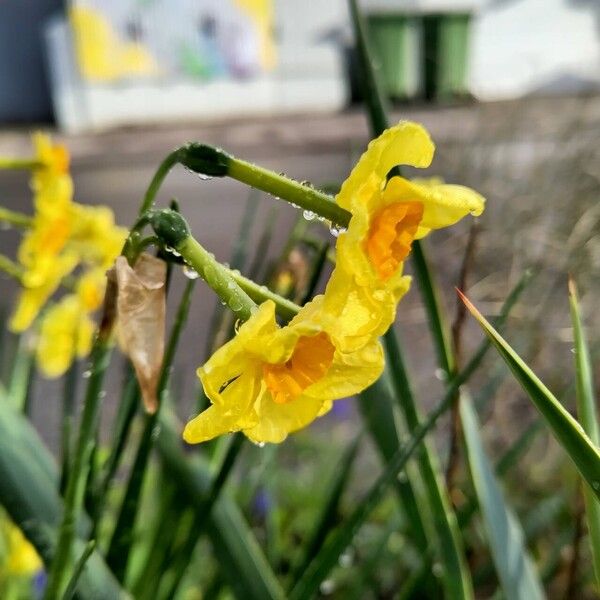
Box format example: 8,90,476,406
244,392,325,444
382,177,485,239
183,370,261,443
9,253,78,332
336,121,434,211
36,295,83,378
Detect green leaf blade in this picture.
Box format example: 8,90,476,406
569,278,600,586
461,396,544,600
460,291,600,500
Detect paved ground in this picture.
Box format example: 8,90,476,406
1,94,599,450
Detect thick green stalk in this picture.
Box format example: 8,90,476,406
151,209,257,321
228,268,300,320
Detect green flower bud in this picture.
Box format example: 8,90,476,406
150,209,190,249
179,144,231,177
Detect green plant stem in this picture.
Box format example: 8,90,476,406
44,340,113,600
384,330,472,599
61,540,96,600
228,268,300,320
0,157,42,170
140,150,181,216
0,255,24,282
175,235,257,321
226,157,349,226
0,207,33,229
59,361,78,495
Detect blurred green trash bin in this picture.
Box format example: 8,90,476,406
423,12,472,101
366,13,421,100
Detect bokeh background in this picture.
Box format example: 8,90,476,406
0,2,599,596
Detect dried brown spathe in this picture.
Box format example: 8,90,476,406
115,253,166,414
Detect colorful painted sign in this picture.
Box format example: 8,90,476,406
69,0,276,82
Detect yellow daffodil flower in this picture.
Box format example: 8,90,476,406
184,298,383,444
31,132,73,211
2,520,42,576
323,121,485,350
9,134,126,333
36,294,96,378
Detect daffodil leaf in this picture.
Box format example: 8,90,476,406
460,291,600,500
461,394,544,599
569,278,600,586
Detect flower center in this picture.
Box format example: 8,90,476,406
263,332,335,404
365,202,423,281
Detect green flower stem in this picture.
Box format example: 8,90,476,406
0,158,43,170
44,341,113,600
150,208,258,322
227,268,300,320
178,236,257,321
0,207,33,229
139,150,181,216
0,255,24,282
226,156,349,226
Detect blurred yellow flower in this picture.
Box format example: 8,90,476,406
31,132,73,212
2,520,41,576
183,299,383,444
36,294,96,378
323,121,485,350
9,134,126,335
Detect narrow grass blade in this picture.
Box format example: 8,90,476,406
157,433,245,600
461,395,544,599
289,361,474,600
358,378,430,555
7,334,34,412
62,540,96,600
569,278,600,585
384,329,473,600
290,436,362,584
459,291,600,499
156,411,285,600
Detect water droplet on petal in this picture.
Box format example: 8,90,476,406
303,209,316,221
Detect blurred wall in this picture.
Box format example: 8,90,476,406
0,0,65,123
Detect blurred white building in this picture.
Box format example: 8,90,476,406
0,0,598,129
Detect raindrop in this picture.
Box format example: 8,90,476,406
234,319,242,333
151,425,162,440
397,472,408,483
98,390,107,399
82,370,92,379
570,348,576,354
303,209,316,221
339,548,354,568
434,368,447,382
432,563,444,578
183,265,199,280
253,441,266,448
227,281,236,290
319,580,335,595
329,225,347,238
593,481,600,491
197,173,212,181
